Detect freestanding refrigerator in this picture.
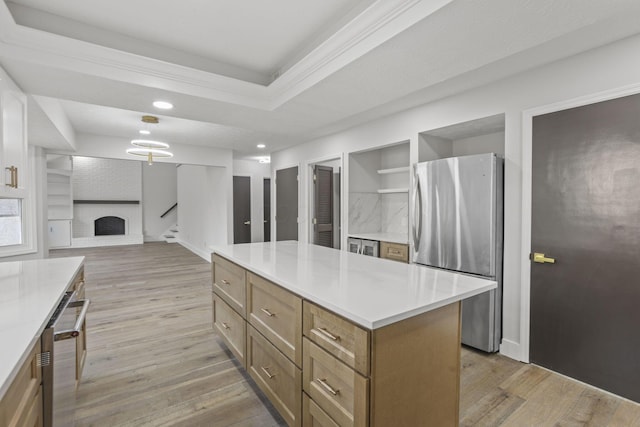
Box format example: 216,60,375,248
412,153,503,352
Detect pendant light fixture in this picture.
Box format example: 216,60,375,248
126,116,173,165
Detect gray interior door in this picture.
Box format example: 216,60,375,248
530,93,640,402
233,176,251,243
313,165,333,248
276,167,298,241
263,178,271,242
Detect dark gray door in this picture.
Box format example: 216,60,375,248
233,176,251,243
276,167,298,241
313,165,333,248
263,178,271,242
531,93,640,402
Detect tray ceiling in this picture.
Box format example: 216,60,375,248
2,0,640,159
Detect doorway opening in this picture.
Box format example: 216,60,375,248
233,176,251,243
275,166,298,241
308,157,341,249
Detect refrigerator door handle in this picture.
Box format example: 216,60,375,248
412,171,423,252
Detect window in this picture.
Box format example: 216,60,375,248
0,198,22,246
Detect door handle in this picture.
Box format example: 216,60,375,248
532,252,555,264
412,169,422,252
243,221,251,225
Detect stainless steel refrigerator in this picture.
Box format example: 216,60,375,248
412,153,503,352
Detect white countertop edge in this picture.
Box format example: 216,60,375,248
0,257,84,400
212,249,496,330
364,282,496,329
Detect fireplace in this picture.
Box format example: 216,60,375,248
94,216,125,236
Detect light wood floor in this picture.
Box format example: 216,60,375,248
51,243,640,426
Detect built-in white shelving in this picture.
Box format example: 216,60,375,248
377,188,409,194
377,166,410,175
46,163,73,221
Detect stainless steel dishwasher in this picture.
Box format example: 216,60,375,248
41,291,90,427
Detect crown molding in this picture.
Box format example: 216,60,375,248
0,0,452,111
267,0,453,108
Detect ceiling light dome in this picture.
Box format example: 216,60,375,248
153,101,173,110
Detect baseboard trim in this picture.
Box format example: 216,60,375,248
500,339,526,362
176,238,211,262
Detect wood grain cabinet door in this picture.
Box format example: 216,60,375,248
303,302,370,376
247,326,301,427
212,255,247,317
303,338,368,427
303,393,340,427
0,339,42,427
247,272,302,367
213,294,246,367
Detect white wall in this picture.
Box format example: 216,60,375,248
232,159,271,242
177,164,229,260
271,32,640,362
56,134,235,252
71,156,143,247
142,163,177,241
452,131,505,157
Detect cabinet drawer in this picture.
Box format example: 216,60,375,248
212,254,247,317
303,339,368,427
247,272,302,366
379,241,409,263
247,326,301,427
213,294,246,367
303,393,339,427
303,302,370,376
0,339,42,427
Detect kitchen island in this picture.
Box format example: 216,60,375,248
0,256,84,425
211,241,496,426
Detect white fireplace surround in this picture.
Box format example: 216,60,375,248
72,204,143,248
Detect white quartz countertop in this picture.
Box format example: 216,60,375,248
0,256,84,400
348,232,409,245
211,242,495,330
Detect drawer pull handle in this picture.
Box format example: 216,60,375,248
222,322,230,330
261,308,275,317
314,327,340,341
315,378,340,396
221,279,230,285
261,366,275,379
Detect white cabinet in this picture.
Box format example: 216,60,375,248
48,219,72,248
0,67,28,198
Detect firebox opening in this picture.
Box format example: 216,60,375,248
95,216,125,236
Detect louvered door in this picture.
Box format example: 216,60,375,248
313,166,333,248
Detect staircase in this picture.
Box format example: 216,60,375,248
163,223,179,243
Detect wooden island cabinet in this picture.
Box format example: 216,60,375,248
0,339,43,427
211,243,495,427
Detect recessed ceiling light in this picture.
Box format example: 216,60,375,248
257,144,266,148
139,130,151,135
153,101,173,110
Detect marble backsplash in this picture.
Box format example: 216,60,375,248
349,192,380,233
381,193,409,234
349,192,408,235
